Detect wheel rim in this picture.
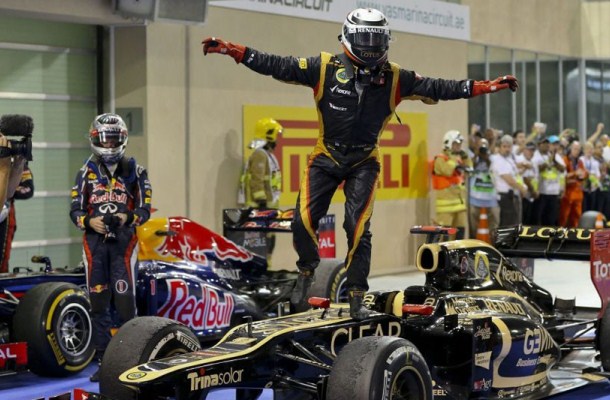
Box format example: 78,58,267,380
57,302,92,357
390,366,426,400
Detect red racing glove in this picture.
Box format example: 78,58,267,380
471,75,519,97
202,37,246,64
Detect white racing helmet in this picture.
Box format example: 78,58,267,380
443,130,464,150
89,113,128,164
340,8,392,68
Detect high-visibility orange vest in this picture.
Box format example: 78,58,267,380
430,154,463,190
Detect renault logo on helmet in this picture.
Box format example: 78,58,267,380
99,203,118,214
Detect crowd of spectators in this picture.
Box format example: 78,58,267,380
464,121,609,239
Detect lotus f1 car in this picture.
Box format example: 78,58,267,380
93,225,610,400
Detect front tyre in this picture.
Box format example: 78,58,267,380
99,316,201,400
326,336,433,400
308,258,348,303
13,282,94,376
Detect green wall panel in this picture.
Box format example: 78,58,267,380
0,16,96,49
13,196,78,241
0,99,96,142
30,147,92,192
0,49,96,96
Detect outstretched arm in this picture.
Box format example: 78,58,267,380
399,70,519,103
202,37,320,88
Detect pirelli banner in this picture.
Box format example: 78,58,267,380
243,104,429,207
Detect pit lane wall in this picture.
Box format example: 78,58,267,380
1,0,607,275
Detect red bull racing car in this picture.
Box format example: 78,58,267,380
83,225,610,400
0,210,346,377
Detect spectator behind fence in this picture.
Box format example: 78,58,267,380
468,138,499,241
533,135,566,225
560,141,587,227
512,129,526,156
491,135,526,226
515,141,539,225
593,139,610,217
580,141,600,212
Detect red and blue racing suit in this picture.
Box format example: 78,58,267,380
69,156,151,359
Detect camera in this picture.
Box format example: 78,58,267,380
534,121,547,134
479,146,488,155
103,214,122,242
0,114,34,161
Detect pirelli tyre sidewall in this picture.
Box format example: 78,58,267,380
308,258,347,303
13,281,94,377
327,336,433,400
100,316,201,400
599,306,610,371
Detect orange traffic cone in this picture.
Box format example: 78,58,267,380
595,212,605,229
476,207,491,243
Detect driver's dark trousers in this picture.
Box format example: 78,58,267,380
292,146,380,292
83,229,138,359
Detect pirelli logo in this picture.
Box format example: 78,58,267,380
243,105,430,207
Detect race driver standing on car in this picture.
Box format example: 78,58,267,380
69,113,152,381
202,8,518,320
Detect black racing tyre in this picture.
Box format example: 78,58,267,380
308,258,348,303
599,306,610,371
326,336,433,400
99,316,201,400
13,282,94,377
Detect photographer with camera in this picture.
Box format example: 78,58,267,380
0,115,35,273
468,138,499,241
69,113,152,382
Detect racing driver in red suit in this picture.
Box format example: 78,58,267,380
202,8,518,320
69,113,152,381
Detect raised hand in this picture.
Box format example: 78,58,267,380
472,75,519,97
202,37,246,64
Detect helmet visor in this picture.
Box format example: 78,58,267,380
345,27,390,47
91,130,127,149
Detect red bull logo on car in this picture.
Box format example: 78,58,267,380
158,279,234,330
138,217,253,265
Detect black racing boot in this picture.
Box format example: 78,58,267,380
290,270,314,312
349,290,374,320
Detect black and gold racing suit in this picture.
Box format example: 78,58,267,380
242,47,474,292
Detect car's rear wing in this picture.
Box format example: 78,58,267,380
410,225,458,243
494,224,610,316
223,208,294,234
494,225,592,261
